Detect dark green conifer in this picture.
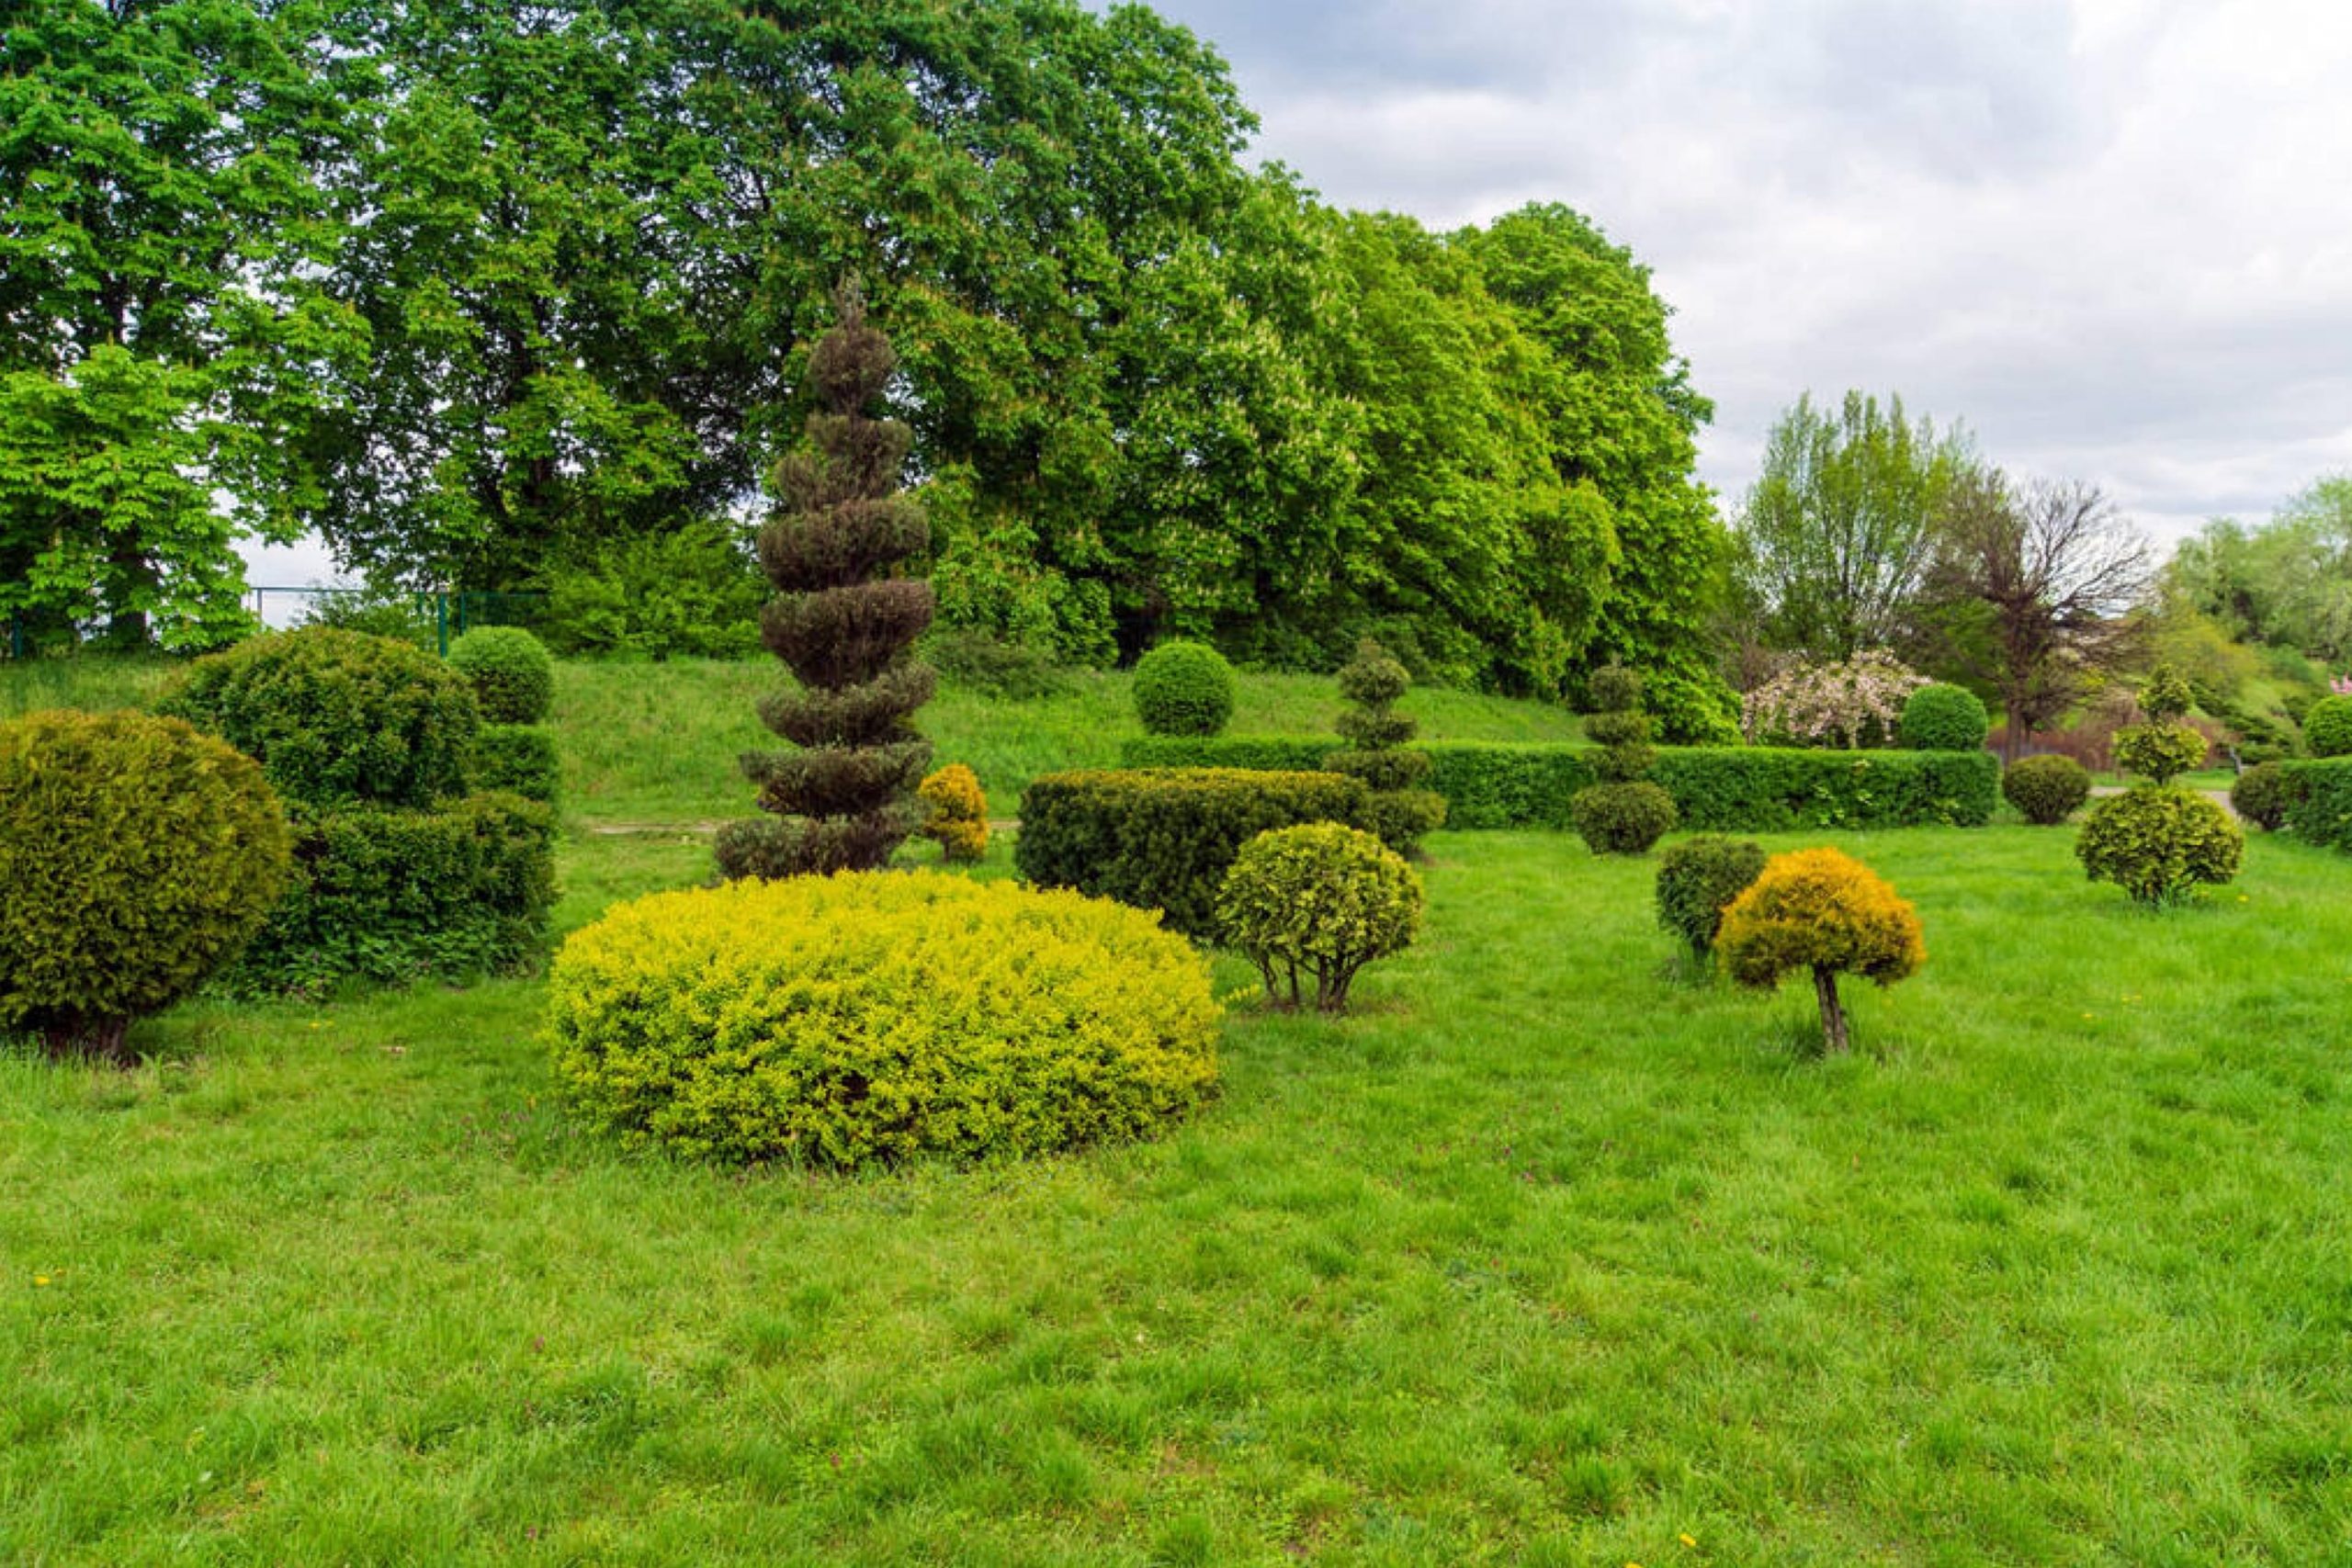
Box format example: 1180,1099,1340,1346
1324,637,1446,856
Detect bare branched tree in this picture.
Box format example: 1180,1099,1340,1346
1920,472,2154,762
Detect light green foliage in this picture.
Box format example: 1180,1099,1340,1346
2169,475,2352,664
1216,823,1423,1012
160,626,481,809
0,709,291,1059
1655,835,1769,963
2109,724,2209,784
2139,664,2195,723
2303,694,2352,758
1132,641,1237,737
447,626,555,724
1734,391,1974,660
2076,785,2244,907
1899,682,1991,751
2003,754,2092,825
541,522,765,660
548,872,1220,1167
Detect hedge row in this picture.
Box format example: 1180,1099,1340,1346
2282,759,2352,851
1118,737,1998,830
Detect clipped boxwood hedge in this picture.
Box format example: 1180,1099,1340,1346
549,872,1221,1168
1016,767,1371,936
2282,758,2352,850
471,723,560,805
1115,737,1997,831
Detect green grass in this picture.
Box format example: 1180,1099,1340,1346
8,820,2352,1563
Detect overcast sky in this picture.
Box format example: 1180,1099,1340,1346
1132,0,2352,547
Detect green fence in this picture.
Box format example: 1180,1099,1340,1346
2,591,548,660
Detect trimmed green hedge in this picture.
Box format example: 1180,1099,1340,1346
1016,768,1370,937
1116,737,1997,830
2282,759,2352,851
472,723,560,805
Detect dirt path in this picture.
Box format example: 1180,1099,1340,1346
585,818,1023,837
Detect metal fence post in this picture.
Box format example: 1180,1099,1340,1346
435,592,449,658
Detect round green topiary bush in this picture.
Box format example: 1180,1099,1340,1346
1569,781,1679,855
1655,835,1768,962
2229,760,2301,831
2003,754,2092,825
2111,723,2208,784
1898,683,1990,752
1216,822,1423,1012
2303,694,2352,759
448,626,556,724
160,626,480,808
1132,640,1237,737
548,872,1221,1167
0,710,293,1061
2076,785,2244,907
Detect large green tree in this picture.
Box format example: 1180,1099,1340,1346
2168,474,2352,667
0,0,360,644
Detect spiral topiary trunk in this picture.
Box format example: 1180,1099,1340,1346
719,283,933,879
1324,637,1446,856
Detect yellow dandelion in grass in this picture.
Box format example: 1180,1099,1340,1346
34,1275,51,1287
1681,1535,1699,1549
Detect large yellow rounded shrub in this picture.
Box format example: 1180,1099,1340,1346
548,872,1221,1167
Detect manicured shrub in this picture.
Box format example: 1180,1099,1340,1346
1217,823,1423,1013
160,626,480,809
2003,754,2092,825
2302,694,2352,759
1573,663,1677,854
2076,787,2244,908
724,284,933,880
2230,761,2299,831
1132,640,1236,737
1655,835,1768,964
447,626,556,724
1324,637,1446,856
1718,848,1924,1055
1016,768,1371,937
2283,758,2352,849
224,793,556,994
2110,724,2208,784
472,724,560,805
0,710,293,1061
922,627,1069,699
917,762,989,862
1899,683,1990,752
548,873,1220,1167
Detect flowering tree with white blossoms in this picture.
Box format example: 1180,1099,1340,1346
1741,650,1928,749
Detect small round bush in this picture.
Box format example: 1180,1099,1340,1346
1898,683,1990,752
1216,823,1423,1013
160,626,480,808
1656,835,1768,963
2304,694,2352,759
1569,781,1679,855
0,710,293,1061
1717,847,1924,1054
2230,760,2301,832
2076,785,2244,908
2111,723,2208,784
447,626,556,724
917,762,989,862
1132,640,1236,737
2004,754,2092,825
548,872,1220,1167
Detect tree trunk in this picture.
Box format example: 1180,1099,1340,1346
44,1014,133,1067
1812,964,1849,1055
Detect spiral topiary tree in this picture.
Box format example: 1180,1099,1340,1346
719,282,933,880
2076,663,2243,907
1570,663,1678,854
1324,637,1446,857
1717,847,1924,1055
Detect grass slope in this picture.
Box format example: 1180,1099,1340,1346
7,823,2352,1563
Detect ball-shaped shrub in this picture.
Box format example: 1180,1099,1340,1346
917,762,989,862
447,626,556,724
2303,694,2352,759
160,626,480,808
1569,781,1679,855
0,710,293,1061
2076,786,2244,908
2003,754,2092,825
1132,640,1237,737
1216,823,1423,1013
548,872,1220,1167
2111,723,2208,784
1717,847,1924,1055
1898,683,1990,752
1656,835,1768,963
2230,760,2301,832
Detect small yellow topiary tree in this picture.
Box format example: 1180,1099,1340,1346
1716,847,1924,1055
917,763,989,863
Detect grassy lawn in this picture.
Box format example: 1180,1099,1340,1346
8,811,2352,1563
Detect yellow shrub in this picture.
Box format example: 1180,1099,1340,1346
1716,847,1923,1054
548,872,1219,1167
917,762,989,862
